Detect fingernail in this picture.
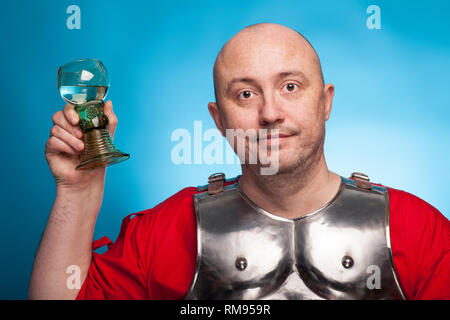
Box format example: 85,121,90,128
77,141,84,150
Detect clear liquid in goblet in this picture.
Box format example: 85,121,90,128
59,85,108,105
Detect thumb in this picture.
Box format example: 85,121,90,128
103,100,117,140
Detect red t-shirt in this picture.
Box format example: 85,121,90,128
76,178,450,300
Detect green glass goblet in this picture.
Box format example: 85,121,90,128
57,58,130,170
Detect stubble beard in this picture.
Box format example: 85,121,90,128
243,126,326,195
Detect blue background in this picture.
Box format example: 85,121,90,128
0,0,448,299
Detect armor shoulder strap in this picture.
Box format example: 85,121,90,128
195,173,240,194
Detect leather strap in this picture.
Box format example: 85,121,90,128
351,172,372,190
207,172,225,195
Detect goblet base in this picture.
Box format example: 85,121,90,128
76,128,130,170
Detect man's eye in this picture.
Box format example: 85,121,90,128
284,83,299,92
238,90,253,99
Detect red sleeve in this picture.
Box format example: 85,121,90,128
76,187,198,300
388,187,450,300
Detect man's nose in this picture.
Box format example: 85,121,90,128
259,94,285,126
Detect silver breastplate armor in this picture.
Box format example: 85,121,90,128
185,174,405,300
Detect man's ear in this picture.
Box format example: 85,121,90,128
322,83,335,121
208,102,225,136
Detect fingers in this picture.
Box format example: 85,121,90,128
48,104,84,155
103,100,117,140
49,124,84,152
63,103,80,127
53,105,83,139
47,101,116,158
46,135,80,155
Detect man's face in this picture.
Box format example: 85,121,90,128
210,26,334,174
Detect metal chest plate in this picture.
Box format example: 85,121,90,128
185,176,405,300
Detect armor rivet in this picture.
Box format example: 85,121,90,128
341,256,354,269
235,257,248,271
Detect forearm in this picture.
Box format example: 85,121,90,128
28,184,104,299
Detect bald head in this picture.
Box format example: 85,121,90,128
213,23,324,103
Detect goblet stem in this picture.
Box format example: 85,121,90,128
74,100,129,170
76,129,130,170
75,100,108,131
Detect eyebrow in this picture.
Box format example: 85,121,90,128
277,70,308,80
226,70,309,93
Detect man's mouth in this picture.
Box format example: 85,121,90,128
258,133,294,144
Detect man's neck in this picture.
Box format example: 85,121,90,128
238,155,341,220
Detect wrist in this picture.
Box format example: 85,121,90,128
54,185,104,220
56,179,105,197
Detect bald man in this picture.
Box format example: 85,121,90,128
30,23,449,300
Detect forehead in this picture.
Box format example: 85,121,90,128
216,31,319,84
